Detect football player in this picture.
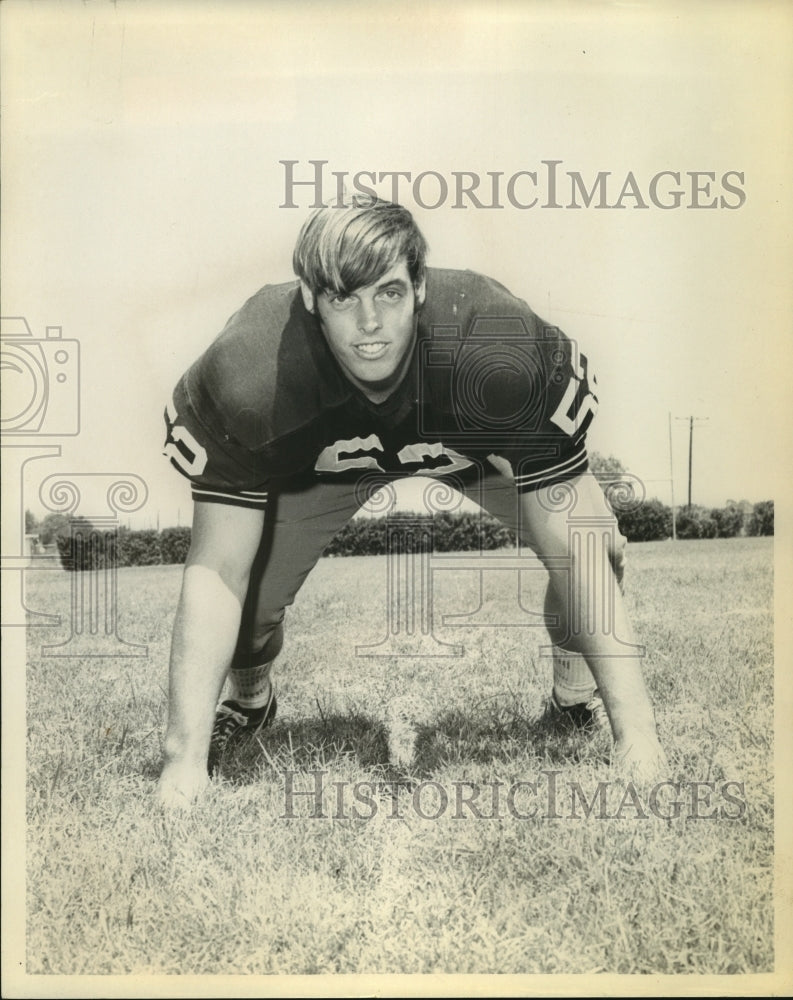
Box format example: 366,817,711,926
157,197,666,807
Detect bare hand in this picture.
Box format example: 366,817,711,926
156,761,209,810
612,730,668,784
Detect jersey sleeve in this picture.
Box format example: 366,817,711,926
162,374,269,510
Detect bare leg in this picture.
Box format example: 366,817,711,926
516,474,667,781
543,565,666,779
156,503,265,808
157,565,244,808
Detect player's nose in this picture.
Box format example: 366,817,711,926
357,299,382,334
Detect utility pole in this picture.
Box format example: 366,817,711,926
668,411,676,540
676,415,709,508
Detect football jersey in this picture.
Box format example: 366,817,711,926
163,268,598,509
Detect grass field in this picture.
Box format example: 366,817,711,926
24,537,773,976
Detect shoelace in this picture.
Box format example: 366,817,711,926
211,708,249,748
586,692,609,728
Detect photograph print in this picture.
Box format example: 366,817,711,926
2,1,790,994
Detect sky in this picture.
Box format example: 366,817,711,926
2,0,792,529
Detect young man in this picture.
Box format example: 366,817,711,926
157,198,666,807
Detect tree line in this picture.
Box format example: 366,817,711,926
24,454,772,570
26,501,773,571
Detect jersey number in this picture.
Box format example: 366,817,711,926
163,400,208,477
315,437,473,476
549,352,598,437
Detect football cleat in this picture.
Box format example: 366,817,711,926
207,687,277,774
546,688,609,732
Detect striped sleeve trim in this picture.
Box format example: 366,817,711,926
191,484,269,510
513,444,589,493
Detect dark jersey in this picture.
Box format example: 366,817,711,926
163,268,598,509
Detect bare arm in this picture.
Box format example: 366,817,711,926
519,473,667,779
158,501,265,804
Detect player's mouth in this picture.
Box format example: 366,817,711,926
353,341,389,361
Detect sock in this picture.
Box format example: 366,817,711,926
228,656,274,711
228,622,283,711
552,645,597,707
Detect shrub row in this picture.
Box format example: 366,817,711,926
617,499,773,541
324,511,516,557
56,524,191,571
54,513,517,569
53,499,774,569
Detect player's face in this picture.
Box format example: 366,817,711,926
303,261,425,403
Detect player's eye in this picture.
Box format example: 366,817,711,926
378,287,403,302
328,293,355,309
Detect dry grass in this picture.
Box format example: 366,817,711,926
24,538,773,975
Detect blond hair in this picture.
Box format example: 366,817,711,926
292,196,428,297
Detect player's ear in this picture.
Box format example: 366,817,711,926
299,281,316,314
414,277,426,307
